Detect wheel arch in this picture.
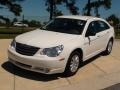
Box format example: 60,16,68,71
109,37,114,43
69,48,83,61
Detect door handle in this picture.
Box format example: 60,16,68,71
97,35,100,37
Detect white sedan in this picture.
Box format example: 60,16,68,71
8,16,114,76
13,22,28,27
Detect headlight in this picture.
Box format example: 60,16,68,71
40,45,64,57
11,39,16,48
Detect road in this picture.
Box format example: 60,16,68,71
0,39,120,90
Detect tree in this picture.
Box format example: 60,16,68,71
54,10,63,17
93,0,111,17
85,0,91,16
45,0,79,20
0,0,24,23
12,18,18,23
0,16,10,26
106,14,120,26
64,0,79,15
84,0,111,17
0,0,24,16
11,17,18,26
29,20,42,27
46,0,54,20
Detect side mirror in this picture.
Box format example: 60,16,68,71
86,30,96,37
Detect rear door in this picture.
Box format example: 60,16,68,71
95,21,111,49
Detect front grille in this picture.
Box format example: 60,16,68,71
16,42,39,56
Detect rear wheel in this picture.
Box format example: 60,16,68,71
104,40,113,55
64,51,82,76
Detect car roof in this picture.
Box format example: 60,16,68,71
57,15,102,21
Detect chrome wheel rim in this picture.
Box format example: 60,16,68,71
108,41,112,53
70,55,79,73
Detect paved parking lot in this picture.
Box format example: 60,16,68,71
0,39,120,90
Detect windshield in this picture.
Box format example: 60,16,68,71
42,18,86,35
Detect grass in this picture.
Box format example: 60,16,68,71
0,27,35,39
115,30,120,39
0,27,34,34
115,35,120,39
0,34,18,39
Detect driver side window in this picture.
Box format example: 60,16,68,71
85,21,97,37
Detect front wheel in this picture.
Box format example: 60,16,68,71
64,51,82,76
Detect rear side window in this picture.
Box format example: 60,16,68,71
98,21,110,32
85,20,110,37
88,20,110,33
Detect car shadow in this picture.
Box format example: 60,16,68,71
1,53,102,81
1,61,62,81
83,53,102,66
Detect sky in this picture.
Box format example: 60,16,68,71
0,0,120,22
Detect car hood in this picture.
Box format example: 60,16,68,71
15,29,80,48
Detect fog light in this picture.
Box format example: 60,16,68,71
34,67,44,71
44,68,50,73
34,67,50,73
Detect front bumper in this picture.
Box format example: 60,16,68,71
8,47,66,74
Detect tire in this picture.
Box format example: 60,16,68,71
104,40,113,55
64,51,82,76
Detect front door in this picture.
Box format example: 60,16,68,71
84,21,102,60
